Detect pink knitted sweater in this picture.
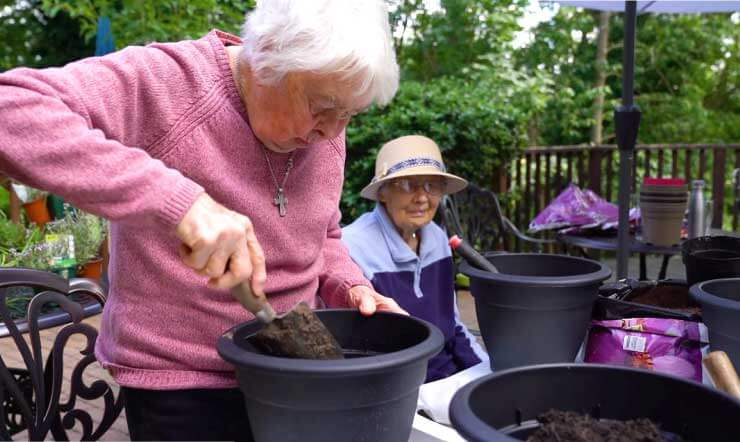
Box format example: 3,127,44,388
0,30,369,389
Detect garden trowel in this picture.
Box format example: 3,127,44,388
230,282,344,359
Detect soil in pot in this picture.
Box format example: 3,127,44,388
627,284,701,316
526,410,669,442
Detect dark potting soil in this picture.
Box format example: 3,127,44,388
627,285,701,315
247,302,345,359
526,409,681,442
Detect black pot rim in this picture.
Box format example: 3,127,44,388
689,277,740,310
217,309,444,375
449,363,740,442
460,253,611,287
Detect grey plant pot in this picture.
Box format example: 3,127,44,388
217,309,444,442
449,363,740,442
690,278,740,368
461,253,611,371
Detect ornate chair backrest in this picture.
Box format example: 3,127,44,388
439,183,508,254
0,268,123,440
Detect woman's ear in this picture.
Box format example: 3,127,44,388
377,185,388,203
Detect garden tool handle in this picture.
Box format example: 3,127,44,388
231,282,276,324
703,351,740,399
449,235,499,273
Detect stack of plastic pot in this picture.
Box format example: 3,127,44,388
639,177,687,246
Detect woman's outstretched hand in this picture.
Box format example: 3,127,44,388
176,193,266,298
348,285,408,316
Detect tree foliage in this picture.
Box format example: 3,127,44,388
0,0,93,70
1,0,255,70
391,0,527,81
517,7,739,145
343,62,550,220
40,0,255,47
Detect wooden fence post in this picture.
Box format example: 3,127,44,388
711,148,726,229
588,149,602,194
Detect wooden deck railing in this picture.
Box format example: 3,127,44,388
495,144,740,236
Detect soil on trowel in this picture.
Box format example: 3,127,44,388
526,409,677,442
627,285,702,316
247,302,344,360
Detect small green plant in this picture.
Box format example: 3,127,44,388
46,210,107,264
0,213,44,268
0,213,28,251
6,241,59,270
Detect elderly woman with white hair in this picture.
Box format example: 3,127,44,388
0,1,403,440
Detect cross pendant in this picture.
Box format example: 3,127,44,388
274,188,288,217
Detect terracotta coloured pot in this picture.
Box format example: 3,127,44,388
22,196,51,227
78,257,103,281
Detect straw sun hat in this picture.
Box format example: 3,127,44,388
360,135,468,201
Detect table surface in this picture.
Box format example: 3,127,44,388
557,228,738,256
557,232,682,255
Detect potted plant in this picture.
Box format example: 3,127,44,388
13,184,51,227
71,212,107,280
9,238,76,278
46,211,107,281
0,212,31,257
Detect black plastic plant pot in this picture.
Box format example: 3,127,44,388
690,278,740,368
461,253,611,371
682,236,740,286
449,363,740,442
217,309,444,442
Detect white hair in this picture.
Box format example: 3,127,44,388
241,0,399,106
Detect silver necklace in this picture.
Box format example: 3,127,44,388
262,147,295,217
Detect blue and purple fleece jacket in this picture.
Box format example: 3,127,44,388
342,205,487,382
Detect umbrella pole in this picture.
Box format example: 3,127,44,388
615,1,641,280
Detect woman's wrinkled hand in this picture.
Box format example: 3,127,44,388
348,285,408,316
175,193,266,298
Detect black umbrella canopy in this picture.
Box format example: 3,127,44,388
544,1,740,279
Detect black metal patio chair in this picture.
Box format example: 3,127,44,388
438,183,556,254
0,269,124,440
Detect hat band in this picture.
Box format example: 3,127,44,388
372,157,445,183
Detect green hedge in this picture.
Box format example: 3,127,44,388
343,66,550,223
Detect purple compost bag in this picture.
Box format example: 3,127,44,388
529,183,639,232
585,318,709,382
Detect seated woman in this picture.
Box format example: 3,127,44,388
342,135,488,384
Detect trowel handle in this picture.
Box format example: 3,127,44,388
231,282,276,324
703,351,740,399
449,235,499,273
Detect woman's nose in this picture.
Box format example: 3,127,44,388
412,188,430,202
314,117,348,141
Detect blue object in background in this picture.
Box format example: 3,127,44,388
95,16,115,56
94,15,115,292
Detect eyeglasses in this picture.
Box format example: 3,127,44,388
389,178,446,196
309,96,362,121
